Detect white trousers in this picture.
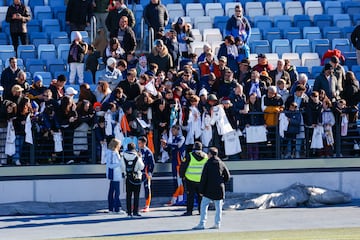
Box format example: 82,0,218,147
69,62,84,84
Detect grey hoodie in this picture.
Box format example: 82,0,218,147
121,150,144,181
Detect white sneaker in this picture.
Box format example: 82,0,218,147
295,152,300,159
66,160,74,165
15,160,21,166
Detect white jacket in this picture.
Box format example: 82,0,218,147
106,150,126,182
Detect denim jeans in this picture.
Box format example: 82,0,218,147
108,180,121,212
199,196,223,227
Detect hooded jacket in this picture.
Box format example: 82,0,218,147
143,0,169,33
148,45,173,73
5,2,31,33
121,150,144,182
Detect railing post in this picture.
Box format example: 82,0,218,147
91,129,97,164
275,124,281,159
90,16,97,43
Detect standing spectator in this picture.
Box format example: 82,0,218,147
93,0,110,36
218,69,237,99
172,17,194,59
217,35,239,73
106,138,126,214
66,0,93,32
284,59,298,86
78,83,97,106
164,29,180,68
138,136,155,212
341,71,359,122
180,141,208,216
225,4,251,45
49,74,67,103
117,68,141,102
235,36,250,63
244,70,267,99
193,147,230,230
283,102,301,158
351,24,360,65
236,58,251,85
68,31,88,85
122,142,144,218
85,44,99,83
1,57,21,101
313,63,341,102
143,0,169,34
93,28,108,58
148,39,173,73
106,0,135,37
94,80,112,103
321,99,335,157
229,83,247,130
110,16,136,55
14,70,30,96
329,56,345,92
6,0,31,52
269,59,291,87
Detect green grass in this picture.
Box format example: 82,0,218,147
58,227,360,240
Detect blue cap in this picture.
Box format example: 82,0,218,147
33,75,43,84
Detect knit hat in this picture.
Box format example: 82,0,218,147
33,74,43,84
199,88,208,97
93,102,102,109
219,56,227,63
208,94,218,101
154,39,164,46
324,63,333,71
176,17,184,25
107,57,117,67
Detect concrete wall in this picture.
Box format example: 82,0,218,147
1,172,359,204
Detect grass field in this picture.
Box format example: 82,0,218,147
59,227,360,240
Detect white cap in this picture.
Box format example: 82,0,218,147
106,57,117,67
199,88,208,97
65,87,78,96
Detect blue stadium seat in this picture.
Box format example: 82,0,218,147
52,6,67,31
17,45,37,61
293,14,312,28
332,38,351,53
28,0,45,12
0,32,8,44
302,53,320,70
296,66,310,77
213,16,229,37
351,65,360,80
342,26,355,40
1,21,9,36
248,27,262,41
311,39,330,58
250,40,271,54
352,14,360,26
313,14,332,30
50,32,70,47
83,70,94,84
34,6,52,21
0,45,16,61
343,52,357,70
273,15,292,29
303,26,322,41
272,39,291,57
283,27,302,43
27,19,41,32
29,32,49,48
41,19,61,33
292,39,311,56
253,15,273,30
322,26,342,42
38,44,57,61
46,59,67,76
33,71,52,87
343,1,360,16
324,1,343,15
25,58,46,74
333,14,352,28
57,43,70,61
263,27,282,44
48,0,66,8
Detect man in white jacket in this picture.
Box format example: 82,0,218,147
122,142,144,218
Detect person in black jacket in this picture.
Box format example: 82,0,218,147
193,147,230,230
5,0,31,51
66,0,93,31
143,0,169,34
106,0,135,37
351,24,360,65
1,57,21,101
110,16,137,55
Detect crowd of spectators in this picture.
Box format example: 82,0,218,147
0,1,359,167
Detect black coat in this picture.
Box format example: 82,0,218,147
5,2,31,33
199,156,230,200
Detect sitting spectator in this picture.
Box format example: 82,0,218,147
104,37,125,64
172,17,194,59
290,73,312,97
284,59,298,86
217,35,239,73
148,39,173,73
252,54,274,73
269,59,291,87
28,74,47,105
97,57,123,90
49,74,67,103
94,81,112,104
117,68,142,102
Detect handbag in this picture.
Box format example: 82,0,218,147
108,168,114,180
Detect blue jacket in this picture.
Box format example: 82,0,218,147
139,146,155,175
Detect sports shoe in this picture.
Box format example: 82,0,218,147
141,206,149,212
133,213,142,217
295,152,301,159
209,224,220,229
127,214,132,218
66,160,74,165
181,211,192,216
192,224,205,230
114,209,126,214
15,160,21,166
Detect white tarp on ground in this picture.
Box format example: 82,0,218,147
225,183,352,210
